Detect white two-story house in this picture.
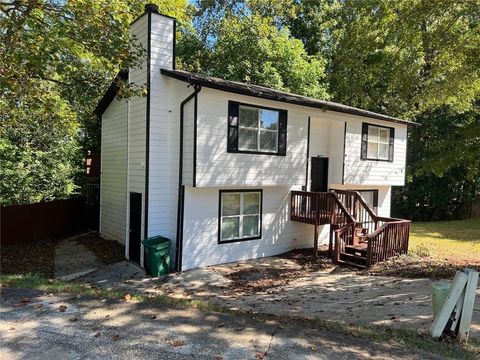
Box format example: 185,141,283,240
95,4,415,271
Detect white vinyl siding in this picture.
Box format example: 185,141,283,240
344,119,407,186
182,99,195,186
307,116,345,187
147,13,187,250
182,186,330,270
100,97,128,243
196,89,309,187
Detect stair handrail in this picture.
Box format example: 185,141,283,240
332,189,377,222
354,192,377,220
333,222,355,263
329,192,355,226
364,218,411,239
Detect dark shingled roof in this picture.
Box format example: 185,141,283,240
95,68,417,126
160,69,418,126
94,70,128,116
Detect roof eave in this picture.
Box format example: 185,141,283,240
94,70,128,117
160,69,419,126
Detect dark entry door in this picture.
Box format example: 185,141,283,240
129,192,142,264
310,157,329,192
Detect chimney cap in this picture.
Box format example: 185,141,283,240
144,3,159,14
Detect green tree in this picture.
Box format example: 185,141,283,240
0,0,189,205
327,0,480,116
393,104,480,220
179,2,328,98
288,0,480,220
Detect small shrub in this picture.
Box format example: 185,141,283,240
409,244,432,258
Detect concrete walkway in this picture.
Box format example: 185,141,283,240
54,234,101,281
77,258,480,339
0,288,441,360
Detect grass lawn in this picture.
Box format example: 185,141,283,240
409,219,480,265
368,218,480,279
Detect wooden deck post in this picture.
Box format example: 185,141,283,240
328,227,333,258
313,224,319,257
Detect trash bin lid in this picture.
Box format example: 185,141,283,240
431,282,450,290
142,235,170,250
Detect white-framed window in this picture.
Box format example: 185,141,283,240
238,105,279,153
219,190,262,243
228,101,287,156
361,123,394,161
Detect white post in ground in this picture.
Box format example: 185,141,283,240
458,269,479,342
430,271,468,338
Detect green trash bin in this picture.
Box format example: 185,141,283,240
431,282,450,318
142,236,171,276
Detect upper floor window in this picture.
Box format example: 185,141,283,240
361,123,394,162
227,101,287,156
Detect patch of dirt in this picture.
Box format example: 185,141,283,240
0,237,62,277
0,232,126,278
277,248,333,271
76,232,125,265
363,254,480,279
226,249,334,294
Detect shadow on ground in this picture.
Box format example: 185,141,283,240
0,288,440,360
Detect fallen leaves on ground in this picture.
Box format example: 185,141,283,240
226,249,333,294
94,332,101,337
278,248,333,271
58,305,67,312
364,255,480,279
112,334,120,341
1,232,125,277
124,293,132,301
77,232,125,265
166,339,186,347
1,238,60,277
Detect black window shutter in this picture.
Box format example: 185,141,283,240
278,110,288,156
361,123,368,159
373,190,379,208
227,102,239,152
388,127,395,162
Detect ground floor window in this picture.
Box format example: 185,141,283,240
219,190,262,243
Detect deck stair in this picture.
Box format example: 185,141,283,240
290,190,410,268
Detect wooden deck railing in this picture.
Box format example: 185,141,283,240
290,191,332,225
366,220,411,266
290,191,354,227
290,189,410,267
334,190,377,233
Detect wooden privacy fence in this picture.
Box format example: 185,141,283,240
0,197,87,246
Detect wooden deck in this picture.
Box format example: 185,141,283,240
290,190,410,268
